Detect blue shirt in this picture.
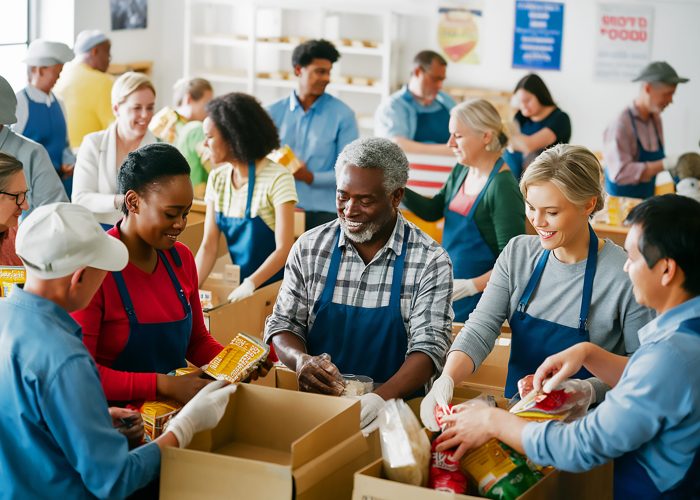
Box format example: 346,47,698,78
374,86,456,140
0,286,161,499
267,92,358,213
522,296,700,492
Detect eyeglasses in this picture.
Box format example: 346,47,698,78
0,189,29,207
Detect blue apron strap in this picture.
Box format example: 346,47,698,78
112,271,138,325
244,161,255,219
627,109,641,140
389,226,410,309
649,115,664,153
158,249,190,316
516,249,550,317
466,158,504,222
578,225,598,332
316,228,344,309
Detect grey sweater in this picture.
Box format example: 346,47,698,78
451,234,654,401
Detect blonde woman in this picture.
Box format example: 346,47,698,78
403,98,525,321
421,144,654,430
72,72,157,227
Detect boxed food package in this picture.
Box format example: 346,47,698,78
160,383,380,500
0,266,25,298
204,333,269,383
140,399,182,441
268,144,303,174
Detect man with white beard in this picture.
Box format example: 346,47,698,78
265,137,453,433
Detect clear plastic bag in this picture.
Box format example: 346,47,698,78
512,375,594,422
378,399,431,486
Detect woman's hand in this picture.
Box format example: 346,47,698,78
435,400,498,460
243,357,273,382
156,369,212,405
109,407,144,449
533,343,589,394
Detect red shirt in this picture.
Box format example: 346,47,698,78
71,226,223,402
0,227,22,266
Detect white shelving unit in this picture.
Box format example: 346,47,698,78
183,0,398,132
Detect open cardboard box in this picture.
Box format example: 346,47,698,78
202,280,282,345
253,365,299,391
352,458,612,500
160,383,379,500
457,336,510,397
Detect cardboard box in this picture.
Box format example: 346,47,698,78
457,337,510,397
202,280,282,345
253,365,299,391
352,458,612,500
160,383,379,500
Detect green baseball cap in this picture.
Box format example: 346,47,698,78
633,61,689,85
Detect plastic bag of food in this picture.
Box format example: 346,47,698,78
512,375,594,422
378,399,431,486
428,404,469,493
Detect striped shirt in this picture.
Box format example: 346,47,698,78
204,159,298,230
264,212,454,371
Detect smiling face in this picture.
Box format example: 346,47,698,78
447,115,490,164
115,87,156,138
0,171,29,231
125,174,193,250
336,164,402,244
525,181,595,253
202,116,231,165
296,58,332,98
515,89,544,118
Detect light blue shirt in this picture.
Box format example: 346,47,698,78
0,286,161,499
522,295,700,492
374,85,456,140
267,92,358,213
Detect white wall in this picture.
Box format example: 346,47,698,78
70,0,698,154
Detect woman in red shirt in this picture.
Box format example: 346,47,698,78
72,143,223,405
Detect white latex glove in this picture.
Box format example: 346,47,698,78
420,374,454,432
662,154,678,171
227,277,255,303
166,380,237,448
359,392,385,430
452,279,479,301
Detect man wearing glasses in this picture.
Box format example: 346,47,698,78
375,50,456,156
0,75,68,217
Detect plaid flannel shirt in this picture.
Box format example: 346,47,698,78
264,212,454,371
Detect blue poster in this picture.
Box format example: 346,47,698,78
512,1,564,70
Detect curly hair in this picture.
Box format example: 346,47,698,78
291,39,340,68
335,137,409,194
205,93,280,164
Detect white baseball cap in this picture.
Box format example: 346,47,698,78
74,30,109,54
16,203,128,279
23,39,74,67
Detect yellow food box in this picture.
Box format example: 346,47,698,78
267,144,302,173
140,399,182,441
0,266,26,298
204,333,269,383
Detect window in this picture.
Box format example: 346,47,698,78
0,0,30,92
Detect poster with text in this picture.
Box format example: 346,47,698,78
437,1,484,65
595,3,653,81
512,1,564,71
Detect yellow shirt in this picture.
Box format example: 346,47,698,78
54,62,114,149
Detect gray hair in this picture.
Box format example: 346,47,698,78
335,137,409,193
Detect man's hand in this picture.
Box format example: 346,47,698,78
109,407,144,449
156,369,212,405
435,399,498,460
293,163,314,185
533,343,589,394
296,353,344,395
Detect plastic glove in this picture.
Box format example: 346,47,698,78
359,392,385,430
420,374,454,431
166,380,237,448
452,279,479,301
227,278,255,303
296,353,344,395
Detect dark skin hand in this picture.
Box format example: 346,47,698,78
156,368,211,405
109,407,145,449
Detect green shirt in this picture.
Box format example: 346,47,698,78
403,163,525,255
176,120,210,189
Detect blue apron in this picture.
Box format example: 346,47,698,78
604,109,664,199
614,318,700,499
403,90,451,144
505,225,598,397
21,88,71,197
502,118,547,181
111,247,192,374
442,159,503,321
215,162,282,286
306,226,409,383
